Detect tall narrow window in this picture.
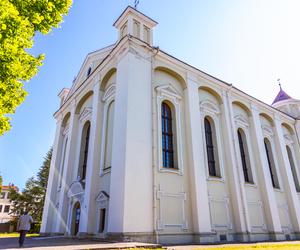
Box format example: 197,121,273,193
104,101,115,170
264,138,280,189
204,117,220,177
79,121,90,181
161,102,175,168
237,129,253,183
99,208,106,233
286,146,300,192
133,20,140,38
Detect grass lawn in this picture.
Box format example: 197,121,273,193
193,243,300,250
129,243,300,250
0,232,39,238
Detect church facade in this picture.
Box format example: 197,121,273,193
41,6,300,244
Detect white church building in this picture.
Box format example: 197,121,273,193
41,6,300,244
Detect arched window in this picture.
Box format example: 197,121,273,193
78,121,91,181
264,138,280,189
286,146,300,192
161,102,175,169
104,101,115,170
237,129,253,183
87,67,92,77
204,117,220,177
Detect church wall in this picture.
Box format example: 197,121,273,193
232,103,267,234
259,115,293,234
72,95,93,182
41,13,300,242
153,69,194,237
198,88,235,239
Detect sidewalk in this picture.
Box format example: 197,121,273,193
0,236,162,250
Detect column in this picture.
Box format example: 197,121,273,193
41,117,64,234
78,75,102,234
274,116,300,234
293,121,300,167
107,46,153,235
221,91,248,240
55,102,78,234
184,74,213,242
250,105,283,239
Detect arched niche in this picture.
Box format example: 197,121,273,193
232,101,251,116
199,86,223,105
75,91,94,114
154,66,187,91
282,122,295,136
259,113,274,127
101,68,117,91
62,112,71,127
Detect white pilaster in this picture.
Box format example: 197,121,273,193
273,117,300,233
41,118,63,233
184,75,212,237
79,75,102,234
107,47,153,234
250,105,282,238
55,103,78,233
221,90,248,236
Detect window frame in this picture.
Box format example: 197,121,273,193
204,117,218,177
286,145,300,192
156,85,183,175
74,107,92,182
264,137,280,189
237,128,254,184
233,114,258,187
161,102,176,169
4,205,10,213
200,100,225,181
99,84,116,176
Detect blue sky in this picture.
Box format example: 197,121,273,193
1,0,300,189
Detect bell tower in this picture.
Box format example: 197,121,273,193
113,6,157,46
272,81,300,119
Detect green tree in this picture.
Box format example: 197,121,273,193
9,148,52,221
0,0,72,135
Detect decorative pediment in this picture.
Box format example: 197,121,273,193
199,100,220,115
79,107,92,122
262,125,274,137
96,191,109,202
284,134,294,145
96,191,109,207
234,114,249,128
156,84,182,101
102,84,116,102
67,181,84,199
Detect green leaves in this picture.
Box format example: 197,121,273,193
0,0,72,135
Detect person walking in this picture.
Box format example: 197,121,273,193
17,211,33,248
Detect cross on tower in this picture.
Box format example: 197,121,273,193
134,0,140,9
277,78,282,90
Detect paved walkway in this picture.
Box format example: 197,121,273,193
2,236,300,250
0,236,162,250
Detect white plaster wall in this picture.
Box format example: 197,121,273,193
153,69,193,235
199,88,233,235
232,103,267,233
